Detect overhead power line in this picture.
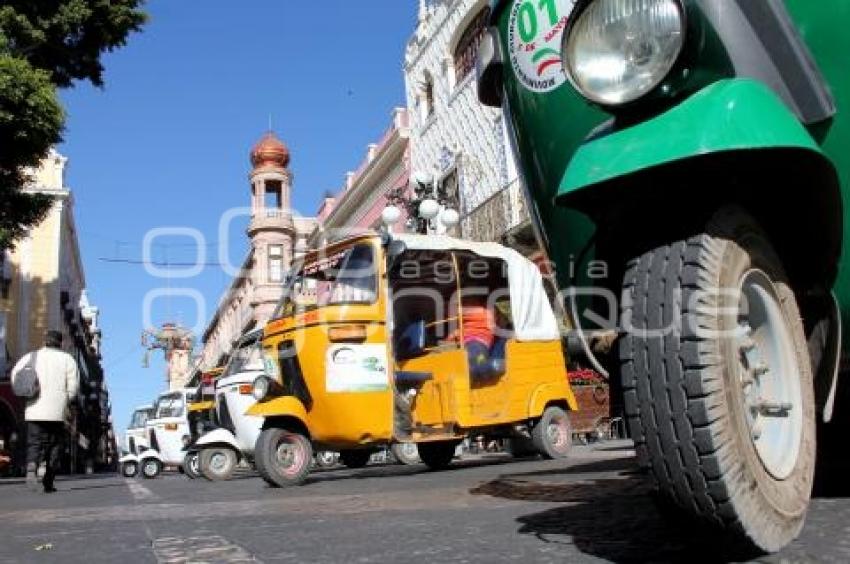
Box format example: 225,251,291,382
98,258,225,267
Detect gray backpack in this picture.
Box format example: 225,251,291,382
12,352,40,399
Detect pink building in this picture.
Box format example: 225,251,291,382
310,109,410,244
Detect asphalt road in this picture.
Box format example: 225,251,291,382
1,441,848,564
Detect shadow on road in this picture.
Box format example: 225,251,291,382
470,461,736,563
301,455,521,486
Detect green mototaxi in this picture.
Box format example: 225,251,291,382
478,0,848,556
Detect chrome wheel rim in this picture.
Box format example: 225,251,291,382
143,461,158,477
735,269,803,480
399,443,419,459
275,437,305,477
209,452,229,474
546,417,569,452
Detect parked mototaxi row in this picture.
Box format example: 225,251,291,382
120,232,603,483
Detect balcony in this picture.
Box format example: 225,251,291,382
249,209,294,233
462,180,529,243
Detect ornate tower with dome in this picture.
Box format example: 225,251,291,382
248,131,296,322
197,131,317,370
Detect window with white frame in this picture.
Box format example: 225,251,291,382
269,244,284,283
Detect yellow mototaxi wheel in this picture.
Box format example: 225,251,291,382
339,450,372,469
532,406,573,460
255,428,312,488
418,441,459,471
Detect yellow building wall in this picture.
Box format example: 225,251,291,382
3,203,61,363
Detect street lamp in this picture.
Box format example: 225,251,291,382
381,204,402,227
418,199,440,221
439,208,460,229
384,170,460,235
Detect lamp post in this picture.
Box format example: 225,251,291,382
383,171,460,234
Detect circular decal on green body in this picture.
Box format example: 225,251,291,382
508,0,576,93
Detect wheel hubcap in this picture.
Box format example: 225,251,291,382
547,418,569,451
144,462,157,476
209,452,228,474
735,269,803,480
275,438,304,477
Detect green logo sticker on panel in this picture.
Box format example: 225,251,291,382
508,0,576,93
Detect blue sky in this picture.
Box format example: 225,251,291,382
58,0,415,433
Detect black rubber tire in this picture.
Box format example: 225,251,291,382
121,462,138,478
255,428,312,488
183,451,201,480
199,447,238,482
140,458,161,479
620,206,815,555
339,450,372,469
417,441,458,471
531,406,573,459
507,437,539,459
390,443,421,465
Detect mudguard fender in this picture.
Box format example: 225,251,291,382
195,428,240,451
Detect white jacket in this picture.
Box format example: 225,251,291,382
11,347,80,422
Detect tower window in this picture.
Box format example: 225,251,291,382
264,181,283,210
454,7,491,84
269,245,284,283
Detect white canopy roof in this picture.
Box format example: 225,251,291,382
394,234,560,342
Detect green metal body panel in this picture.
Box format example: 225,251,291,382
557,79,822,198
494,0,850,353
785,0,850,354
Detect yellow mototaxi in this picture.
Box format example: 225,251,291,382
182,367,222,479
248,231,577,487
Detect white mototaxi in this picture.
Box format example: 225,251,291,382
119,404,154,478
192,329,265,481
122,389,194,479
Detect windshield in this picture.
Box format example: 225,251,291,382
154,393,185,419
274,243,377,318
223,339,264,377
128,408,153,429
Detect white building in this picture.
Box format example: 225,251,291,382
404,0,537,252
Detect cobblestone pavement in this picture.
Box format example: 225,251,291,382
0,441,848,563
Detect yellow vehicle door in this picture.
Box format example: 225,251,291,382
264,239,394,446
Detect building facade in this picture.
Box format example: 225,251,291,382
404,0,540,254
0,150,115,475
198,133,317,372
310,108,411,245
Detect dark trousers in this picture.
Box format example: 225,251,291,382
465,340,491,381
26,422,63,489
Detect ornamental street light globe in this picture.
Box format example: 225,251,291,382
413,171,434,188
381,205,402,226
418,199,440,220
440,208,460,228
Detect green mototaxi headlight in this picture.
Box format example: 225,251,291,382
563,0,685,106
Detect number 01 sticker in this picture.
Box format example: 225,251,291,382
508,0,576,93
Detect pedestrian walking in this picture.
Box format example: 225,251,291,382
10,330,79,493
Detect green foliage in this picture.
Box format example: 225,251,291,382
0,0,147,248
